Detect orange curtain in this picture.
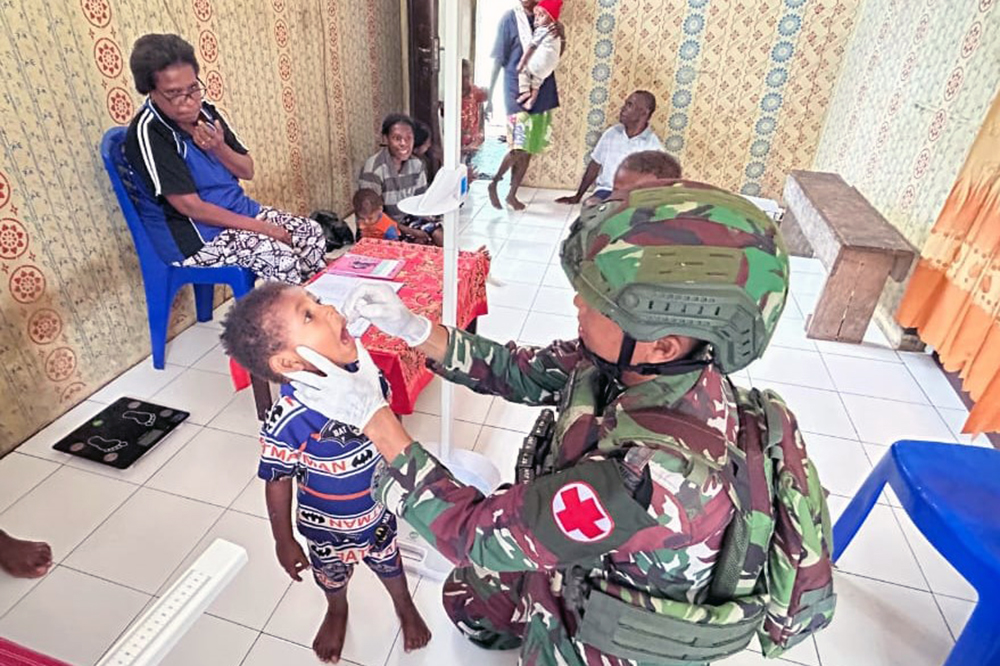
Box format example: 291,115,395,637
897,92,1000,434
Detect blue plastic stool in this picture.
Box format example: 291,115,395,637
833,439,1000,666
100,128,256,369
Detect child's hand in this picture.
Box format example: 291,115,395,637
275,538,310,582
405,227,432,245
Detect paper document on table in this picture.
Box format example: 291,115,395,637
306,274,404,338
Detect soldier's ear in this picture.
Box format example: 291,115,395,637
648,335,699,363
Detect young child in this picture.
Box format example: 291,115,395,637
220,283,431,663
612,149,683,192
461,60,488,155
353,189,401,242
516,0,563,111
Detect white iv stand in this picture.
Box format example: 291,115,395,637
395,0,501,580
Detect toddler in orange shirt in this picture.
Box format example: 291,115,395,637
353,188,401,242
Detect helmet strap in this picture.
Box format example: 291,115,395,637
583,336,711,381
617,334,638,370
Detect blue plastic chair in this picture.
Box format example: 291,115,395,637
100,127,256,369
833,439,1000,666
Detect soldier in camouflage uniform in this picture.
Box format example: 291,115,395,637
289,181,803,666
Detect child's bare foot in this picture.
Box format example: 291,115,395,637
397,598,432,652
0,531,52,579
506,194,526,211
314,593,349,663
381,568,431,652
488,180,502,209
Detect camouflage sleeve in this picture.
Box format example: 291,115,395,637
374,442,664,572
427,327,583,406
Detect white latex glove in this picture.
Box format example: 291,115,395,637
287,345,387,430
343,283,433,347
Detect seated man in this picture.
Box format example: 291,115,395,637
0,530,51,579
557,91,663,206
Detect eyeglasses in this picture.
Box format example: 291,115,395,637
159,80,207,105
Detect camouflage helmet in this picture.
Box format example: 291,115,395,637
560,180,789,373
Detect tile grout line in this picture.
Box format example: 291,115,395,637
834,569,937,596
812,350,865,449
884,504,960,643
0,456,64,516
142,452,264,602
236,632,265,666
900,357,971,443
256,578,297,646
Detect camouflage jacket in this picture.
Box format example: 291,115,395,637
374,327,739,606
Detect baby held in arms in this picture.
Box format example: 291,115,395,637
220,283,430,663
517,0,563,111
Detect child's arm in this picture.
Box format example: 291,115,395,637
400,225,433,244
517,44,537,73
264,478,310,581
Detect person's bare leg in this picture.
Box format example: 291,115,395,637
489,151,519,210
507,151,531,211
314,588,349,663
0,531,52,579
379,571,431,652
431,227,445,247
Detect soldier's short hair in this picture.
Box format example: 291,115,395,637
220,282,295,384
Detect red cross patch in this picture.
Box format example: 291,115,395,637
551,482,614,543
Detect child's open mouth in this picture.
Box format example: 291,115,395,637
340,327,353,346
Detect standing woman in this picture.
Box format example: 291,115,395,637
359,114,443,246
124,34,326,285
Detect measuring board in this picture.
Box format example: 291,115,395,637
98,539,247,666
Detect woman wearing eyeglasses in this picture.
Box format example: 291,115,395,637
123,34,325,285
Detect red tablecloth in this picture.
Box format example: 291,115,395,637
232,239,490,415
345,239,490,414
0,639,71,666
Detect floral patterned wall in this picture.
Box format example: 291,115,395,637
0,0,402,455
527,0,863,198
812,0,999,336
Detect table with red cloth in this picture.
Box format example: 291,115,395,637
233,238,490,415
340,239,490,413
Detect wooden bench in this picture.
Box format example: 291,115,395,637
781,170,917,344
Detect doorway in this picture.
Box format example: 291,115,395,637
473,1,507,142
406,0,507,179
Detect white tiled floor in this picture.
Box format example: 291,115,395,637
0,183,985,665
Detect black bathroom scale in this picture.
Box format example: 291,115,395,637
52,397,190,469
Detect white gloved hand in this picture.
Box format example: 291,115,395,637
343,283,433,347
287,345,387,430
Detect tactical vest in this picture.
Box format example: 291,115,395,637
526,365,836,665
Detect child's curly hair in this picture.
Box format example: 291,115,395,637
220,282,295,384
619,150,682,180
